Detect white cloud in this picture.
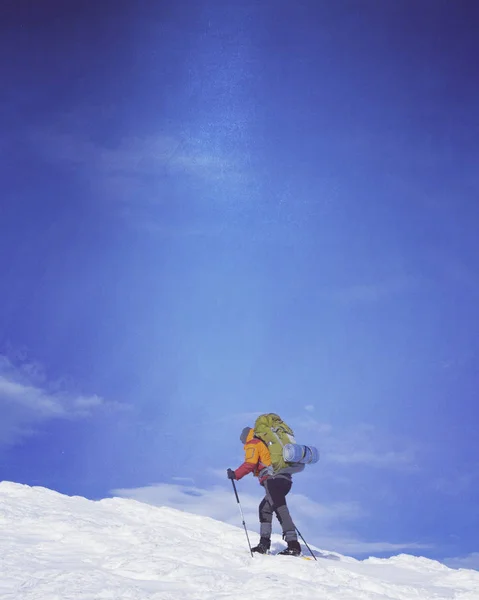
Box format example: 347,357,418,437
111,481,429,557
207,467,232,480
171,476,195,484
111,481,359,532
0,355,120,445
287,493,364,521
444,553,479,571
294,417,333,435
0,376,66,417
328,450,415,468
325,538,431,555
112,482,258,528
292,418,417,471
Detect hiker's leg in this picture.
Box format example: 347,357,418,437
266,477,297,542
251,495,273,553
259,495,273,540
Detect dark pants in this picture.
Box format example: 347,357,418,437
259,477,297,542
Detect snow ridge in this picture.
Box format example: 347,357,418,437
0,481,477,600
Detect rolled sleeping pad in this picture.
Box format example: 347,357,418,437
283,443,319,464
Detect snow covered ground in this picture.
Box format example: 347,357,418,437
0,481,478,600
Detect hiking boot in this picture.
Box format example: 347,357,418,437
278,540,301,556
252,537,271,554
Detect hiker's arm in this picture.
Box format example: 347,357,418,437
234,461,256,479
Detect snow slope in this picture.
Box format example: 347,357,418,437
0,482,477,600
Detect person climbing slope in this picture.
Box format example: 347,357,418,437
227,421,302,556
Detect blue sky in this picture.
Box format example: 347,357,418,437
1,0,478,567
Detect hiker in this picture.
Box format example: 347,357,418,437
227,425,302,556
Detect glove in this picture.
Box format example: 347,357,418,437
227,468,236,480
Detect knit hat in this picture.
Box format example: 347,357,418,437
240,427,252,444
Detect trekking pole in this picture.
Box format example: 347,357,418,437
231,479,254,557
295,526,317,561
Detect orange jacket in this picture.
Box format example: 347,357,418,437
234,428,272,483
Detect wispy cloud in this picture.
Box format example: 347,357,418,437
31,128,236,181
111,480,430,556
0,355,123,445
327,538,431,555
112,480,363,530
27,127,248,210
112,482,259,529
293,418,417,471
328,449,415,468
214,413,417,472
171,476,195,484
444,553,479,571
